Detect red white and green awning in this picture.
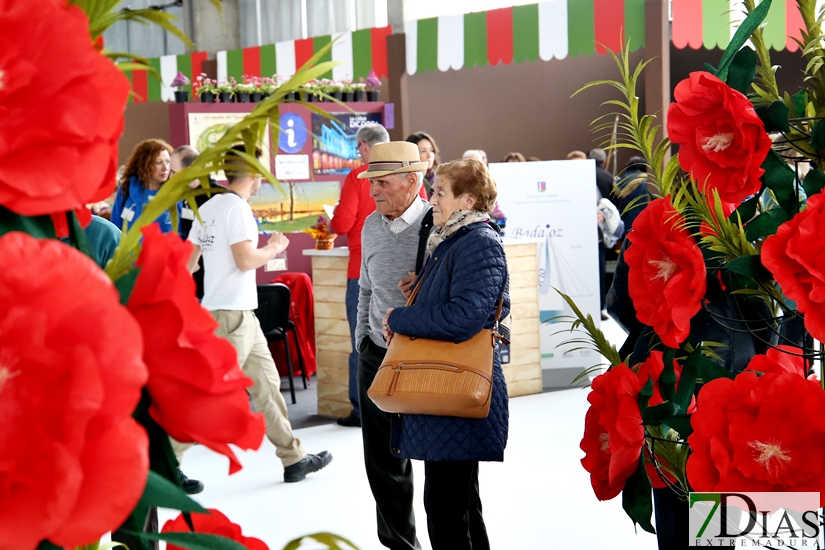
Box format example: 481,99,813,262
405,1,646,74
216,27,393,84
672,0,805,52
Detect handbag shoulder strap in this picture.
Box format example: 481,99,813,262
415,207,434,275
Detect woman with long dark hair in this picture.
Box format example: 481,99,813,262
406,131,440,198
112,138,179,233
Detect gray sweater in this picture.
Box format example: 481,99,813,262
356,199,430,349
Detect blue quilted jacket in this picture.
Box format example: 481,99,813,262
387,221,510,462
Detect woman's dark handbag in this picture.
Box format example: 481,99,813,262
367,277,507,419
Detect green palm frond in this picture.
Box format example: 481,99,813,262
549,289,623,369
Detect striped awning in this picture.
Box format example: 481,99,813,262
405,1,647,74
672,0,805,52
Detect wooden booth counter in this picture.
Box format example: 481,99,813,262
304,240,542,418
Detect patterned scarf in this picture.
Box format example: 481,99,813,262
426,209,490,255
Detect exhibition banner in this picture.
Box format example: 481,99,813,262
490,159,600,379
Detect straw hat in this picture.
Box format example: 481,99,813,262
356,141,429,179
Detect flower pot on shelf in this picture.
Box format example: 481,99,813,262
200,92,216,103
306,93,317,102
174,90,189,103
367,90,379,102
235,92,250,103
218,92,232,103
342,92,354,102
353,90,365,102
285,91,297,100
331,91,343,101
251,92,262,102
315,237,336,250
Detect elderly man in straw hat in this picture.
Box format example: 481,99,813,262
355,141,431,550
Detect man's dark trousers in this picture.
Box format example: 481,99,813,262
358,338,420,550
345,278,361,418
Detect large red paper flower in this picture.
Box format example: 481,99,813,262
127,224,265,474
0,0,130,216
0,232,148,550
687,372,825,504
745,345,812,379
668,71,772,206
580,365,645,501
762,192,825,342
626,197,707,348
162,509,268,550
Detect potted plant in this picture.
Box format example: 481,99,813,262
171,71,190,103
233,76,253,102
341,80,355,102
329,80,344,101
195,73,217,103
365,69,381,101
304,216,336,250
352,81,366,102
216,78,233,103
304,79,320,102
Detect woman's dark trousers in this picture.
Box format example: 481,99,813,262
424,460,489,550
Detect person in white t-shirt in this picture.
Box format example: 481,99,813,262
187,144,332,482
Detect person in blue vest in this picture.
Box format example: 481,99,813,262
112,138,181,233
382,158,511,550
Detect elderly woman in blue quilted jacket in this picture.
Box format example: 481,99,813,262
382,158,510,550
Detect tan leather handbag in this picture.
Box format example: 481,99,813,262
367,279,507,419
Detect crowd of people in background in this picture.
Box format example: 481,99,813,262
82,124,650,550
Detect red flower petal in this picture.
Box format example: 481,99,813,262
162,509,269,550
128,225,265,474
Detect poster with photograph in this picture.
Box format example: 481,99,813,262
311,112,382,175
489,160,600,385
187,112,272,180
247,179,343,234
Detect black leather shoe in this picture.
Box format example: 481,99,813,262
283,451,333,482
336,413,361,427
177,468,204,495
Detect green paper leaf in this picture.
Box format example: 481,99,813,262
803,167,825,197
725,255,772,280
36,541,62,550
69,210,97,264
726,46,757,94
760,149,797,213
139,471,207,514
0,206,57,239
704,63,718,76
663,414,694,438
676,348,702,413
744,209,790,241
642,402,681,425
621,453,656,534
282,533,360,550
638,376,654,412
716,0,772,82
755,100,790,132
114,269,141,306
699,359,736,384
121,531,248,550
734,193,761,224
810,119,825,150
792,89,806,118
659,348,677,404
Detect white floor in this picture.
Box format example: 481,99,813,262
160,317,660,550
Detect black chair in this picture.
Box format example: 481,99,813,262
255,283,308,405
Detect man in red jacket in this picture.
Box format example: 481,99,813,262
330,123,390,427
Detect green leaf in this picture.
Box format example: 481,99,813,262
621,453,656,534
725,255,772,280
760,149,797,213
726,46,757,94
792,89,806,118
638,376,654,412
810,119,825,150
114,269,141,306
676,348,702,412
139,471,208,514
704,62,718,76
716,0,772,82
734,193,761,224
663,414,694,438
743,209,790,241
755,100,790,132
68,210,98,264
642,402,681,425
699,359,736,384
121,531,248,550
282,533,360,550
36,541,62,550
803,166,825,197
0,206,56,239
